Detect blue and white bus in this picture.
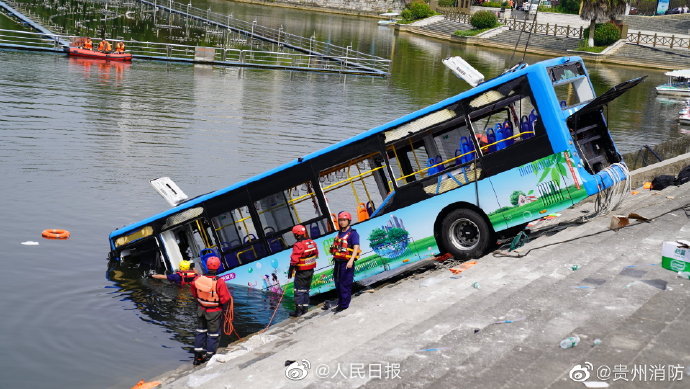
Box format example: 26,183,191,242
108,56,643,295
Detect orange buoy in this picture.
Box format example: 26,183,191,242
130,380,162,389
41,229,70,240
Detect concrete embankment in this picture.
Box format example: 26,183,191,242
153,153,690,388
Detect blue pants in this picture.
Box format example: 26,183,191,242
333,260,354,309
194,307,222,357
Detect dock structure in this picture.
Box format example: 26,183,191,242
0,0,390,76
0,0,70,47
137,0,389,75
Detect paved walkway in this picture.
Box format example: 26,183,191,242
153,154,690,388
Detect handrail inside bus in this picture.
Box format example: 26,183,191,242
392,130,535,182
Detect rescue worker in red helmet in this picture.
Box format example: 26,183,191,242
189,256,231,365
288,224,318,317
328,211,360,313
151,259,198,286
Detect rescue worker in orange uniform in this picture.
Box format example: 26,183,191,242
83,38,93,50
98,40,112,53
151,259,197,286
328,211,360,313
114,41,125,53
189,257,231,365
288,225,318,317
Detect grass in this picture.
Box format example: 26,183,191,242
454,26,499,37
575,42,608,53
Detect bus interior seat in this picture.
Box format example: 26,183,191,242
199,248,224,273
365,200,375,216
309,223,321,239
220,241,241,269
357,203,370,222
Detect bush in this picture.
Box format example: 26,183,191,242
558,0,580,14
438,0,457,6
402,0,436,21
583,22,621,46
479,1,503,7
470,10,499,29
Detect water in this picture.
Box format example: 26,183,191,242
1,2,689,389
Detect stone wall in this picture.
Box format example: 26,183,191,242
247,0,408,14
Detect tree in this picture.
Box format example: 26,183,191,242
510,190,526,207
580,0,627,46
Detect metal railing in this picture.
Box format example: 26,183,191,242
441,8,690,50
626,31,690,49
138,0,390,74
0,28,389,74
504,19,584,39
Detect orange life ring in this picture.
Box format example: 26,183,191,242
42,229,71,239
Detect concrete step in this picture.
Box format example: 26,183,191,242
612,43,690,68
458,225,686,388
356,190,689,387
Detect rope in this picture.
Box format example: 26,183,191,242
223,292,241,339
260,290,285,333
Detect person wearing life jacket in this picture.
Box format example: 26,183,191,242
288,224,318,317
83,38,93,50
189,256,231,365
150,260,197,286
98,40,111,53
114,41,125,53
327,211,360,313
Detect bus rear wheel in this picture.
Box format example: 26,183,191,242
441,208,492,260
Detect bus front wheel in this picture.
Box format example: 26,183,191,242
440,208,492,260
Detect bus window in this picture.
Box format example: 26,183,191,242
254,181,329,251
548,61,594,109
467,76,542,156
387,116,480,196
210,205,260,268
319,153,392,225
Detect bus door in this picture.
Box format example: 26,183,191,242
159,207,218,271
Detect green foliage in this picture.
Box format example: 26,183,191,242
558,0,581,14
470,10,499,29
454,27,494,36
583,22,621,46
369,228,388,247
387,227,409,242
438,0,457,6
479,1,503,7
402,0,436,21
510,191,526,207
368,227,409,247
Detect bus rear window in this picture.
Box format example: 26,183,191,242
549,62,594,109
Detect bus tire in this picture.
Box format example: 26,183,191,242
440,208,492,260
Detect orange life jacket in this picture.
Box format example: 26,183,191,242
84,40,92,50
194,276,220,308
295,239,317,270
330,231,356,261
115,42,125,52
176,270,197,286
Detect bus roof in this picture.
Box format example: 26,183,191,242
110,56,580,239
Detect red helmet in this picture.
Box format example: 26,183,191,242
206,256,221,271
337,211,352,221
292,225,307,236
